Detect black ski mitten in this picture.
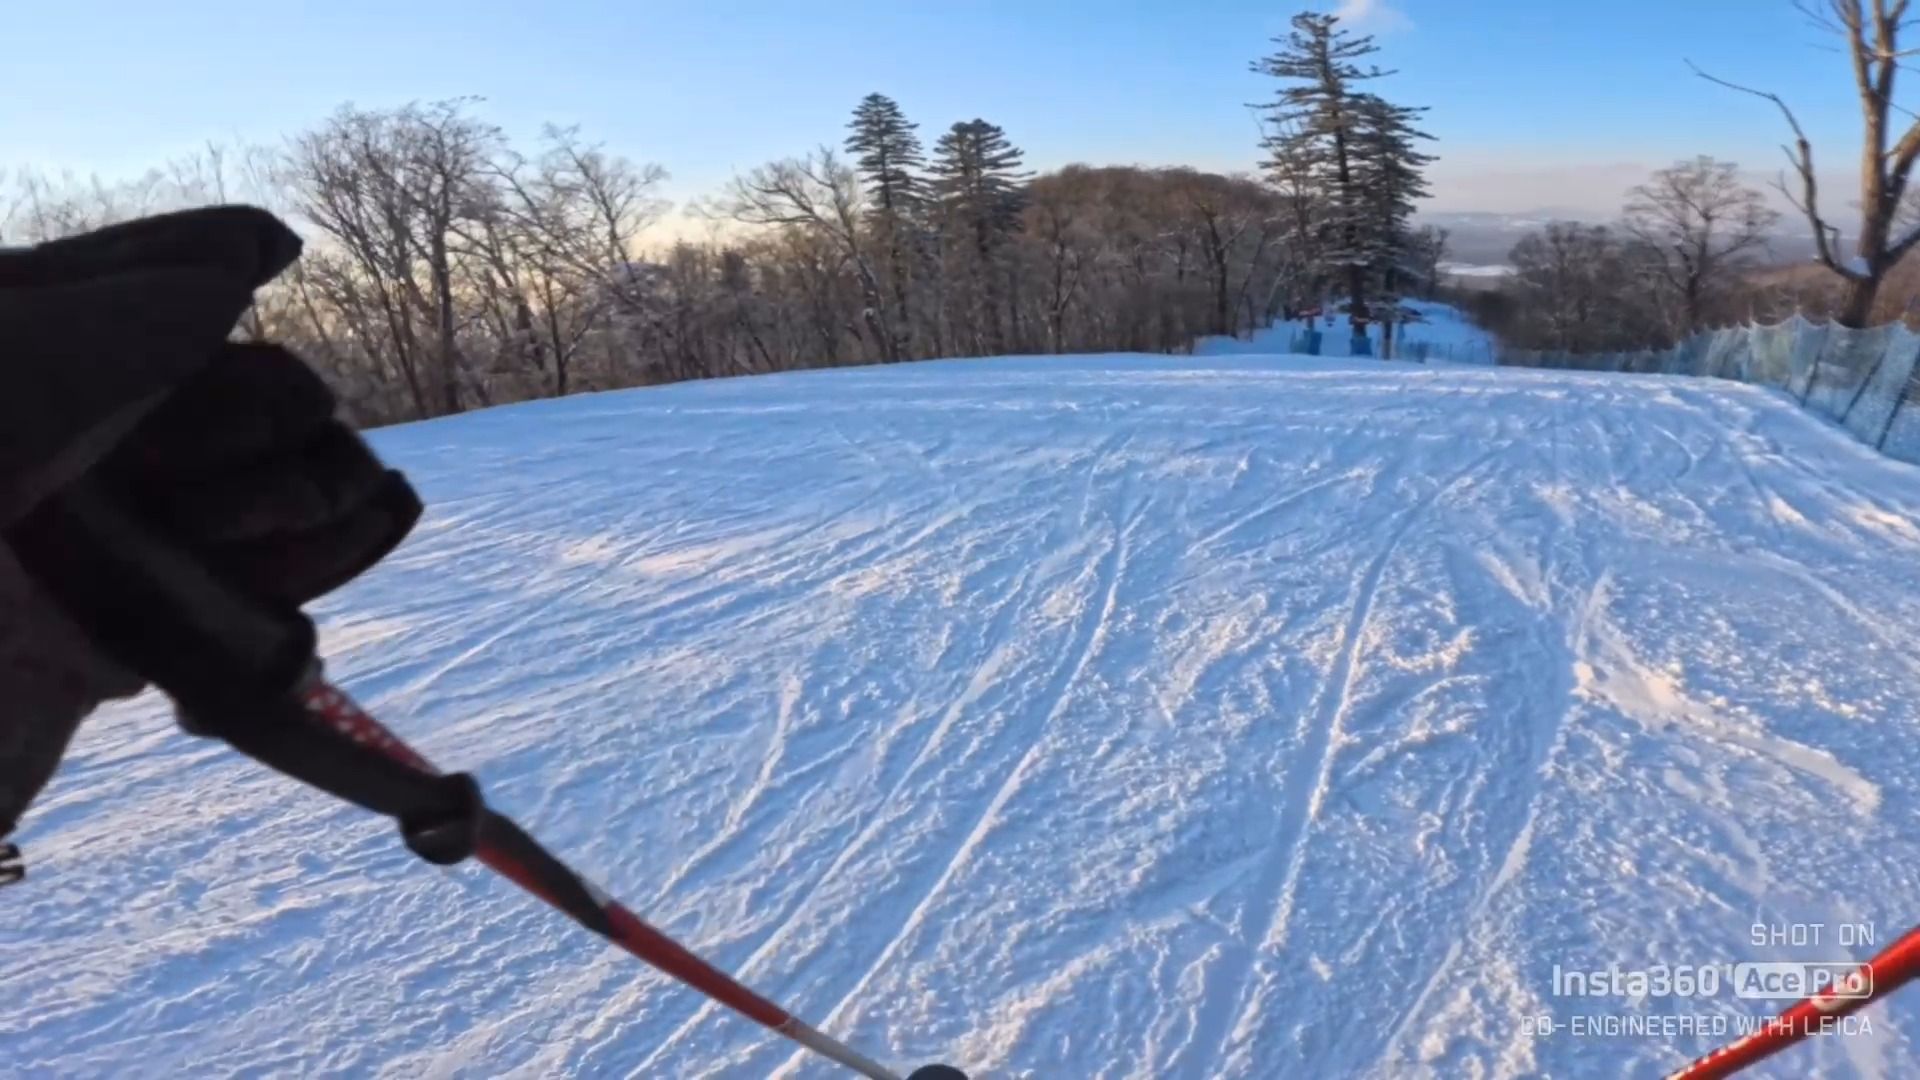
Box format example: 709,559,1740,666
0,206,421,841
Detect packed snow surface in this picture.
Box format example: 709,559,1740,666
12,352,1920,1079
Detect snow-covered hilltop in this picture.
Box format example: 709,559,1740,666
12,350,1920,1078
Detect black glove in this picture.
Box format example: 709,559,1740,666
97,342,421,606
0,205,299,527
2,203,420,615
0,206,421,843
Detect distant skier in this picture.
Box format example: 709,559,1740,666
0,206,422,865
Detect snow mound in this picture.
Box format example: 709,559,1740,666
12,354,1920,1078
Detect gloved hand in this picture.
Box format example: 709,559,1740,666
0,205,298,527
0,206,421,841
95,341,421,606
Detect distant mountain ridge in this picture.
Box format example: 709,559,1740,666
1419,209,1825,270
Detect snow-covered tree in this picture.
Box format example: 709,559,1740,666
1254,12,1390,340
1349,94,1435,358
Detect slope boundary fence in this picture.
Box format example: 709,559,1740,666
1497,317,1920,466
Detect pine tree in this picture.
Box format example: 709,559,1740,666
1254,12,1390,342
846,93,924,358
846,94,924,218
1350,94,1435,358
1259,112,1341,325
929,119,1029,353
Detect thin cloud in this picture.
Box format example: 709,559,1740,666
1332,0,1412,32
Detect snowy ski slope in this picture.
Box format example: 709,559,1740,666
11,351,1920,1078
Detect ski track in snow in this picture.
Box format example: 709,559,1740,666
11,351,1920,1080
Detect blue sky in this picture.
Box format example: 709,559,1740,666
0,0,1892,226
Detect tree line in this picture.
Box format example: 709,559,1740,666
3,101,1314,426
3,7,1438,425
721,99,1300,374
1468,157,1780,352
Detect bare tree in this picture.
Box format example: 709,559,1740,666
1624,157,1778,334
1406,225,1449,300
1259,119,1333,320
458,128,667,397
1694,1,1920,326
1173,169,1279,336
1026,172,1091,352
0,169,167,243
728,150,893,362
286,101,505,417
10,92,1320,420
1508,223,1668,351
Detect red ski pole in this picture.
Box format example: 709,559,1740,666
1666,926,1920,1079
300,677,963,1080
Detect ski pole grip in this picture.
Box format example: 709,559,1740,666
7,480,317,721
